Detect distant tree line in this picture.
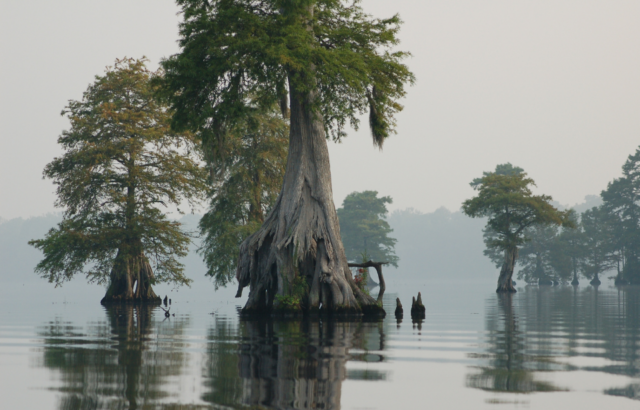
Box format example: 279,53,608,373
479,148,640,286
463,164,572,292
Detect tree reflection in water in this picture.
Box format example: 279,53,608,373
38,304,188,410
201,318,388,410
466,293,563,393
467,286,640,398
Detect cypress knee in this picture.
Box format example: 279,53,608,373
395,298,403,319
411,292,425,319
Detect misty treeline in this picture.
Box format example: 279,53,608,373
484,148,640,286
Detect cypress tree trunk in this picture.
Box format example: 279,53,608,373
571,258,579,286
236,86,383,316
496,247,518,293
101,248,161,304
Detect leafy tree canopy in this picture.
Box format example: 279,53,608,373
470,163,524,189
580,206,616,281
157,0,414,147
463,172,573,252
337,190,399,266
601,146,640,281
199,107,288,289
29,58,207,291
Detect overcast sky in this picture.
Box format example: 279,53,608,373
1,0,639,220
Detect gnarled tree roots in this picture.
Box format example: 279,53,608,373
235,196,384,318
101,252,161,305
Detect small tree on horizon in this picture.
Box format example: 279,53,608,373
462,167,573,292
29,58,207,303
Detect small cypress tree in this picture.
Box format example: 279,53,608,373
30,58,207,303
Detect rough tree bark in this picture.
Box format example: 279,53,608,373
101,248,161,304
496,247,518,293
235,86,383,317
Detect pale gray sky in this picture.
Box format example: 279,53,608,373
2,0,639,219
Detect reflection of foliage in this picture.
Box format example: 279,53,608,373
466,294,566,393
200,317,242,407
225,319,388,409
346,369,387,381
605,384,640,401
38,305,188,410
467,368,561,393
468,287,640,400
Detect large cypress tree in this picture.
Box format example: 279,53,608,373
159,0,414,314
30,58,207,303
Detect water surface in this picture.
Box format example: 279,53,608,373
1,282,639,409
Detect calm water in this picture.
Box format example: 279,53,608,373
1,282,639,409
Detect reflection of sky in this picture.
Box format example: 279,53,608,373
1,282,640,409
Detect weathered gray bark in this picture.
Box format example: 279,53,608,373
496,247,518,293
101,249,161,304
236,85,383,316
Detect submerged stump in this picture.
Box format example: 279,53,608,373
394,298,403,320
410,293,425,320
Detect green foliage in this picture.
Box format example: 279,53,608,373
337,191,399,266
29,58,207,286
198,107,288,289
517,224,562,283
485,209,580,284
463,166,573,265
157,0,414,147
580,206,616,280
600,146,640,283
554,211,585,280
470,163,524,190
274,274,308,310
